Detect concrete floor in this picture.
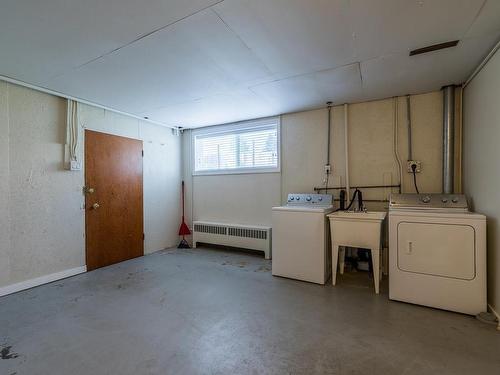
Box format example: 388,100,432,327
1,247,499,375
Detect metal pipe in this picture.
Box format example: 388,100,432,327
314,184,401,191
406,95,413,161
333,198,390,203
344,104,350,200
393,97,403,193
0,75,176,129
325,102,333,190
326,102,332,166
442,85,455,194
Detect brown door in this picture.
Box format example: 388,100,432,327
85,130,144,271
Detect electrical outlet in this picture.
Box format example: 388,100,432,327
407,160,421,173
324,164,331,174
70,160,82,171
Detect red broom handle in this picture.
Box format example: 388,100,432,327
181,180,185,219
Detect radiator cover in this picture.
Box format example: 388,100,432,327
192,221,272,259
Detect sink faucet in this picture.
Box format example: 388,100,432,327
357,190,364,212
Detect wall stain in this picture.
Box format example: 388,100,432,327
1,345,19,360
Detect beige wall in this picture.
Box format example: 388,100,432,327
463,47,500,317
0,81,11,286
183,91,444,228
0,82,182,289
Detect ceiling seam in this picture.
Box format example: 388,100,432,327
71,0,226,70
463,0,487,38
248,62,362,91
210,7,272,75
357,61,363,86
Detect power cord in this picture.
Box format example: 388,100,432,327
411,163,420,194
334,189,362,212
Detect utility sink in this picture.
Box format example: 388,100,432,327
327,210,387,294
327,211,387,221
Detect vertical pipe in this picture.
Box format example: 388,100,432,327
344,104,350,201
443,85,455,194
325,102,332,191
326,102,332,166
393,97,403,193
406,95,413,161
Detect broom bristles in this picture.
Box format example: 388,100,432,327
178,238,190,248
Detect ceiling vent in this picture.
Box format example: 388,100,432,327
409,40,459,56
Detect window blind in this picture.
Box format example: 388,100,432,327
193,119,279,174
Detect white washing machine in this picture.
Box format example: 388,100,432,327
389,193,486,315
272,194,334,284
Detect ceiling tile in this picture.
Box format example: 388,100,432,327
1,0,499,128
0,0,220,84
250,63,362,114
465,0,500,38
144,89,276,128
214,0,356,78
350,0,486,61
360,34,499,100
44,9,271,114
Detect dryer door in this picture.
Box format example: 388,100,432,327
397,222,475,280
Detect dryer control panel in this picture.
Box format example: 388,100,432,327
389,193,468,211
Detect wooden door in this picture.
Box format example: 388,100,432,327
85,130,144,271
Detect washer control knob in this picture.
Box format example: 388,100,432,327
296,196,300,201
306,196,312,201
441,198,448,203
318,197,323,201
452,198,459,203
422,195,431,203
290,197,294,201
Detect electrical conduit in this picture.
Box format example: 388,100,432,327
344,103,350,201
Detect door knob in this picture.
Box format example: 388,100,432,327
84,186,95,194
92,203,100,210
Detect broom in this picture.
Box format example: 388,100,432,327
178,180,191,248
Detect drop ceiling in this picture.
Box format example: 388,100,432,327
1,0,499,128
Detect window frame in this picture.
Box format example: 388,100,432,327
191,116,281,176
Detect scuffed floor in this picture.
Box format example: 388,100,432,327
0,247,499,375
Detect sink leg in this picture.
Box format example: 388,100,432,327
371,247,380,294
332,243,340,286
339,247,345,275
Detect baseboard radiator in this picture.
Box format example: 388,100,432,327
192,221,272,259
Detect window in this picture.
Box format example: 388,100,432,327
192,117,280,175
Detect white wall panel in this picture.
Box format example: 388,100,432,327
7,85,84,284
0,82,11,286
193,173,281,227
463,47,500,316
